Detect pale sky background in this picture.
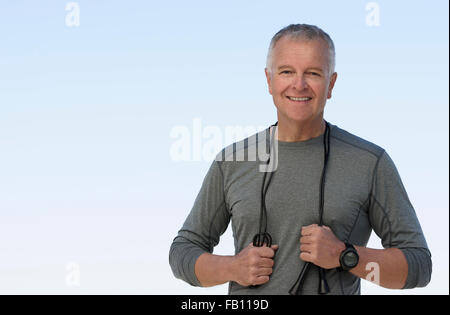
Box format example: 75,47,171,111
0,0,448,294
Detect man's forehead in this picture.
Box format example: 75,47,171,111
272,38,329,68
273,38,328,57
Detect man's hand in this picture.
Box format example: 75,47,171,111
299,224,345,269
230,242,278,286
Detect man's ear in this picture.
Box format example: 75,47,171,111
327,72,337,99
265,68,273,95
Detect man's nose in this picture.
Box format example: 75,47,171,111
292,74,308,90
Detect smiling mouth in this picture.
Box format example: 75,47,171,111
287,96,312,102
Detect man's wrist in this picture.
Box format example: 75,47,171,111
225,255,237,283
195,253,237,286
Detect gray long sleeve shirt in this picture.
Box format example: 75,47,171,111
169,122,432,294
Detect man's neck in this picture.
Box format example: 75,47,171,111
276,117,326,142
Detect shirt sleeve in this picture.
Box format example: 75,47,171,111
169,160,231,286
369,150,432,289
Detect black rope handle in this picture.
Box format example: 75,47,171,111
253,232,273,247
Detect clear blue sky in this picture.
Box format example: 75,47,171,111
0,0,448,294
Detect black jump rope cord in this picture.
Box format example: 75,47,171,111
254,122,277,248
252,121,331,295
289,121,331,295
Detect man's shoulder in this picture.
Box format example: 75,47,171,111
330,123,385,159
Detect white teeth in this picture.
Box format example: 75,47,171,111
288,96,311,101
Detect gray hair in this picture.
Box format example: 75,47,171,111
266,24,336,76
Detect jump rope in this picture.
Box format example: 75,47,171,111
251,120,331,295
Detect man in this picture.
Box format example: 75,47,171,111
169,24,431,294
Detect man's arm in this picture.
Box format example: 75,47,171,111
300,224,408,289
368,150,432,288
169,160,231,286
350,245,407,289
299,149,432,290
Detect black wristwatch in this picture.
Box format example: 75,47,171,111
338,242,359,271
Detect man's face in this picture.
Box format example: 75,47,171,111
265,37,337,124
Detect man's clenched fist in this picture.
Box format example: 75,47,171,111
299,224,345,269
230,242,278,286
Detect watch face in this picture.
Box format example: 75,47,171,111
344,251,359,267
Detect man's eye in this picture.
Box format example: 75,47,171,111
308,72,320,76
280,70,293,74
